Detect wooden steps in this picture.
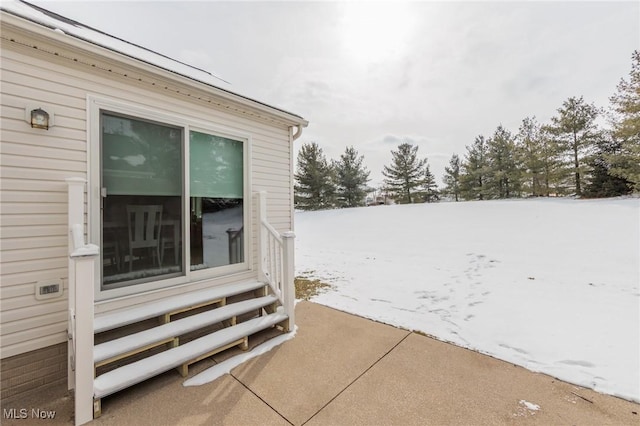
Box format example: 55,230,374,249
94,295,278,366
92,280,288,418
94,280,266,333
94,312,287,399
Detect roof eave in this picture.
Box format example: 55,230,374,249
0,7,309,128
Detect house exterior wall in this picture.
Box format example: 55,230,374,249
0,13,300,375
0,343,67,402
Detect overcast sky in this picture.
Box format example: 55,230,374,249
30,1,639,186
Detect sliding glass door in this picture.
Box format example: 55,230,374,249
99,109,246,291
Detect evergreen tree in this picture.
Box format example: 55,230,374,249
608,50,640,191
538,125,569,196
422,163,439,203
516,117,546,196
584,132,633,197
442,153,461,201
333,146,371,207
548,96,600,196
460,135,490,200
382,142,427,204
294,142,335,210
486,125,521,198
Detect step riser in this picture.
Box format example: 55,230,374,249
94,312,288,399
94,295,278,364
95,280,267,333
90,280,289,419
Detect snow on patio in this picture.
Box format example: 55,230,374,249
295,197,640,402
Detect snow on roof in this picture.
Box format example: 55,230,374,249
1,0,305,121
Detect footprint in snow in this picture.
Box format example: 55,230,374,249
340,295,358,301
558,360,595,368
392,306,416,313
499,343,529,355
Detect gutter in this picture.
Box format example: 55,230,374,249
291,125,304,142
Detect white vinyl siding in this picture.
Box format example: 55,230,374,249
0,37,295,358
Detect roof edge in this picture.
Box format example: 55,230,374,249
1,1,308,127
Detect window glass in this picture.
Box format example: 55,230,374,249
189,131,244,270
99,112,247,291
102,116,182,196
190,131,243,198
101,113,183,287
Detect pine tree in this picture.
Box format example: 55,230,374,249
422,163,439,203
442,153,461,201
382,142,427,204
485,125,521,198
516,117,546,197
608,50,640,191
333,146,371,208
548,96,600,196
460,135,490,200
294,142,335,210
538,126,569,196
584,132,633,197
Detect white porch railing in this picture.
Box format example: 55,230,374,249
256,191,296,330
66,186,293,424
66,178,98,426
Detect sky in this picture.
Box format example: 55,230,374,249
27,0,640,186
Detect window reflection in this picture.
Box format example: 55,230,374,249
190,198,243,270
102,195,183,286
101,113,183,288
189,131,244,271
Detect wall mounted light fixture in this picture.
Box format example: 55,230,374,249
25,106,55,130
30,108,49,129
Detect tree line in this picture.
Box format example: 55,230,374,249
295,51,640,209
294,144,372,210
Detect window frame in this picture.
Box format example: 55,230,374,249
88,96,252,301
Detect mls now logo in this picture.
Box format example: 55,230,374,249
3,408,56,419
3,408,28,419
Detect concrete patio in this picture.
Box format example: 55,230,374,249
3,301,639,425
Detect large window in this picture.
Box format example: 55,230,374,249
100,111,246,289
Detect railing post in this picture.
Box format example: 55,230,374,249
67,177,98,425
256,191,268,283
282,231,295,331
70,250,97,426
66,178,85,390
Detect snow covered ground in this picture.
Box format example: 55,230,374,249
295,198,640,402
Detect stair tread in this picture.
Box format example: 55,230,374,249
94,312,288,399
94,295,278,364
95,280,265,333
